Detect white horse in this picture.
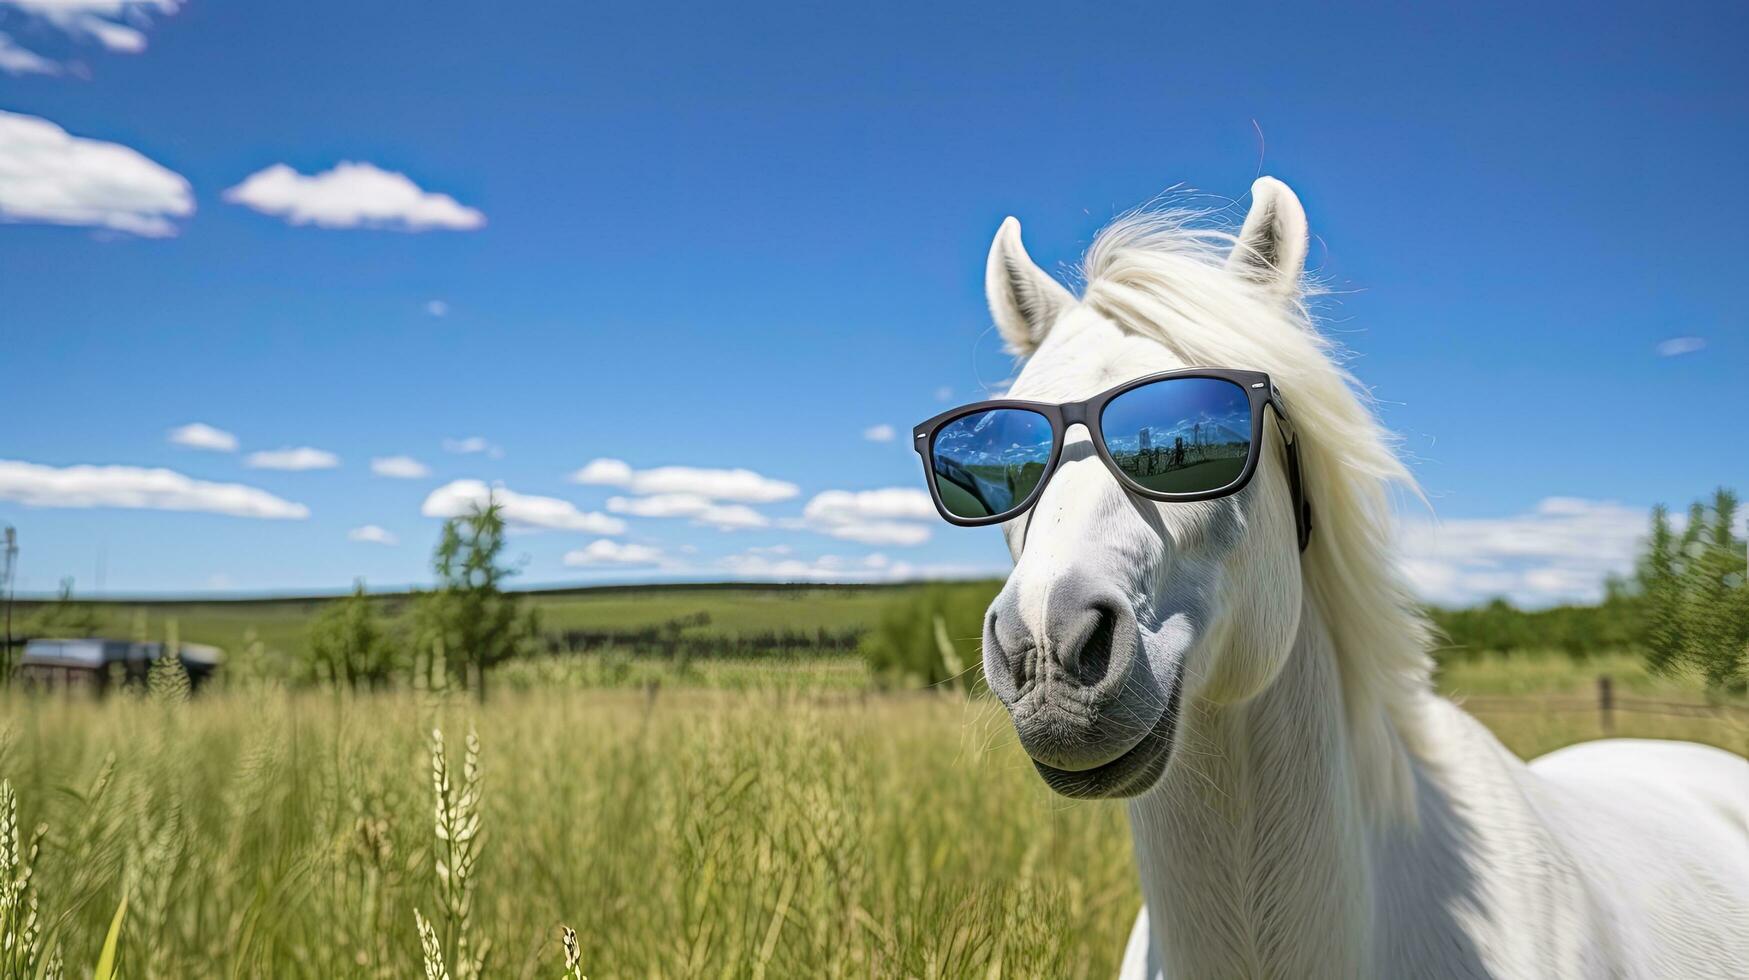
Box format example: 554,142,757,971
973,177,1749,978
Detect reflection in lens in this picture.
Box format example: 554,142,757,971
929,409,1053,519
1100,378,1252,495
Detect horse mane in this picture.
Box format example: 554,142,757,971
1075,207,1436,815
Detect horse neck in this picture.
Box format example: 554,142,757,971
1126,598,1403,978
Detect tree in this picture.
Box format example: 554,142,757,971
1637,505,1683,674
27,577,102,638
1635,489,1748,692
420,498,539,700
1686,490,1746,689
306,581,396,690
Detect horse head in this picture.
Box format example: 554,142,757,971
976,178,1385,798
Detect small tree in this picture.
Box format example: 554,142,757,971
306,581,395,690
27,577,102,638
420,499,539,701
1636,489,1748,692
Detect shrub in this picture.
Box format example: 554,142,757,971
858,584,996,690
305,581,396,690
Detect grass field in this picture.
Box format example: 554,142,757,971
9,583,989,675
2,650,1743,978
3,587,1744,977
2,689,1138,979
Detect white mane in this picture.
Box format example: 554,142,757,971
1076,208,1436,811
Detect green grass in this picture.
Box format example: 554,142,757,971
1,689,1136,978
1435,649,1699,698
10,582,1005,675
1436,650,1746,758
521,584,931,634
494,652,874,692
3,596,1743,976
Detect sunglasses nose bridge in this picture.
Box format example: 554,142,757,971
1059,421,1095,450
1056,403,1098,454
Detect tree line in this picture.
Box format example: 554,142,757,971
1434,488,1746,692
9,489,1744,697
546,615,865,659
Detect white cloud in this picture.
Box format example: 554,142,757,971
421,479,625,534
604,493,770,530
693,503,768,530
0,110,193,236
862,423,896,443
0,32,57,74
571,458,632,484
348,524,398,546
167,422,237,452
1399,497,1651,608
425,299,449,317
797,487,937,546
603,492,709,518
718,549,998,583
1,1,180,54
1655,336,1706,357
370,455,430,479
934,386,954,402
818,522,931,546
442,436,501,457
244,446,340,471
804,487,936,523
719,551,899,582
223,162,485,231
0,458,307,519
571,458,798,503
564,539,665,567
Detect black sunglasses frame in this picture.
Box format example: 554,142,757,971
912,368,1313,551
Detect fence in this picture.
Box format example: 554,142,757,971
1459,675,1749,734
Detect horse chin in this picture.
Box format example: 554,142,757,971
1028,673,1183,800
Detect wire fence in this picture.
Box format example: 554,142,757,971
1458,676,1749,733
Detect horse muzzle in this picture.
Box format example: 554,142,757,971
983,576,1180,798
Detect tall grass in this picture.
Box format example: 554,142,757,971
1,778,62,979
0,689,1136,978
1,652,1739,976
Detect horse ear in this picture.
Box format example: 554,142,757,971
1227,176,1309,300
987,217,1075,356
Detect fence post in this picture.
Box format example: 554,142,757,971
1598,675,1614,735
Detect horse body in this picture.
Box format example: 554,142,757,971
1119,620,1749,979
969,177,1749,978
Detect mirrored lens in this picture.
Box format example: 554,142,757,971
929,408,1053,519
1100,378,1252,495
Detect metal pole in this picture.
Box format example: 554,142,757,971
2,526,16,680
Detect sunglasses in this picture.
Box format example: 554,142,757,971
913,368,1313,550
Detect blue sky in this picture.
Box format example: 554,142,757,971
1,1,1744,605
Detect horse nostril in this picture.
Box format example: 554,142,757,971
987,584,1136,704
1070,610,1116,686
1046,597,1134,691
983,604,1031,702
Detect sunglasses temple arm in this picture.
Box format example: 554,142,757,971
1270,397,1314,552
